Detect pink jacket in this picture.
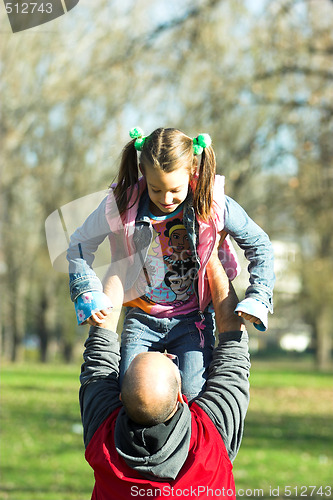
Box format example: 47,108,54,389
105,175,240,315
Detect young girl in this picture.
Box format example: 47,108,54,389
67,127,275,400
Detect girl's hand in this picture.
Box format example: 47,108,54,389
87,309,112,326
237,311,261,326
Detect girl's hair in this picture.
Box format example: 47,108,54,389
112,127,216,221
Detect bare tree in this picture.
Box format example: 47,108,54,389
0,0,211,361
1,0,332,367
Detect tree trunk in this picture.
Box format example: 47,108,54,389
315,306,333,371
62,339,74,364
8,280,25,362
37,294,50,363
9,316,24,363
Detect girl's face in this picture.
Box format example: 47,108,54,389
143,164,192,216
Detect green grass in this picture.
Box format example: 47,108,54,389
1,363,93,500
234,360,333,498
1,360,332,499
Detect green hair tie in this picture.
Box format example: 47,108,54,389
129,127,147,151
193,133,212,155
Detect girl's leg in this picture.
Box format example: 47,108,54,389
167,310,215,402
119,307,168,385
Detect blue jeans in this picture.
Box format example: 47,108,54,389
119,307,216,401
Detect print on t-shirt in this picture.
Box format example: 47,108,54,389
164,219,192,264
125,211,198,315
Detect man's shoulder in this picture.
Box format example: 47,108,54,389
190,401,223,437
189,401,231,463
85,405,122,455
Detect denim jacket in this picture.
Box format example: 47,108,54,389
67,176,275,330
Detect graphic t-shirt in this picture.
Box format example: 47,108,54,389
124,206,199,317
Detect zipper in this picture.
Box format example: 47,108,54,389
197,219,217,310
198,310,205,321
135,221,153,288
142,263,152,287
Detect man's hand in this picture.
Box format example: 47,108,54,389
237,311,261,326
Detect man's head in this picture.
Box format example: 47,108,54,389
120,352,184,426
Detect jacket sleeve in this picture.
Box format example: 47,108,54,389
74,291,113,325
67,196,111,302
79,326,122,448
224,195,275,313
195,330,250,462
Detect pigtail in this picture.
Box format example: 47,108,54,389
112,140,140,215
192,145,216,221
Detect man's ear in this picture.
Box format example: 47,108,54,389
177,388,185,405
119,393,122,402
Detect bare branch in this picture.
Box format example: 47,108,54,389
255,65,333,81
251,94,333,115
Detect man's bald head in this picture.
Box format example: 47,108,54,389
120,352,181,426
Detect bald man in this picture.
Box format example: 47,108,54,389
79,246,250,499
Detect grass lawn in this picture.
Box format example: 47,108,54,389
1,362,92,500
1,358,332,499
234,359,333,498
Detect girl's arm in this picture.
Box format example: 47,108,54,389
67,196,113,325
67,197,110,273
223,195,275,330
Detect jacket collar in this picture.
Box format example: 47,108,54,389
136,188,151,223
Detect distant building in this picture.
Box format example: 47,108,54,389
272,240,301,295
234,239,301,295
